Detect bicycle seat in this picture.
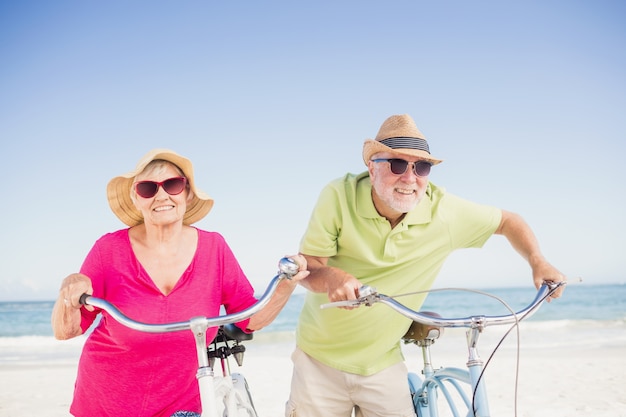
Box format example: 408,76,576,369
220,323,254,342
401,311,443,343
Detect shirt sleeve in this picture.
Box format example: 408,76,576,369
208,232,257,332
299,180,344,258
438,191,502,249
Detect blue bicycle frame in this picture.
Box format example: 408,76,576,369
408,328,490,417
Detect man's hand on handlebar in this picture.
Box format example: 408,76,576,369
325,272,362,310
530,257,567,302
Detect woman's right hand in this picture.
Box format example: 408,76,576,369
52,273,94,340
58,273,94,311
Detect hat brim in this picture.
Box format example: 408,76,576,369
106,149,214,227
362,140,443,166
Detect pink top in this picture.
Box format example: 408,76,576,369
70,228,257,417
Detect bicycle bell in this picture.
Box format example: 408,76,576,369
278,257,299,279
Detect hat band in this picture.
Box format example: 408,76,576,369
380,137,430,154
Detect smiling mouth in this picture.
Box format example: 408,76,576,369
395,187,416,195
154,205,174,212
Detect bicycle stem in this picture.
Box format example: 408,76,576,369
188,317,217,417
466,318,484,366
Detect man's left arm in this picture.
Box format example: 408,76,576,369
495,209,566,300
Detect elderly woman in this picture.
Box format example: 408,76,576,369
51,148,308,417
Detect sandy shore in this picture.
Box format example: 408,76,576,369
1,321,625,416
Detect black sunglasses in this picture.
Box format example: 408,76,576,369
371,158,432,177
134,177,187,199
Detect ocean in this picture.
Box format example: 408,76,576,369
1,283,623,338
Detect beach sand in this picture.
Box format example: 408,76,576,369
1,322,625,417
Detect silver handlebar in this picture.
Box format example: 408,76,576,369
79,257,300,334
321,281,565,329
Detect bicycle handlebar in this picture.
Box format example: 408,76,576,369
320,281,566,329
78,257,300,334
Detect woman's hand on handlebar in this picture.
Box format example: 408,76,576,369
52,273,93,340
58,273,94,312
282,254,311,283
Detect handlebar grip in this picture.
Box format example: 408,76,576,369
79,293,91,305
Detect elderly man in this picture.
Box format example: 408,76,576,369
285,114,565,417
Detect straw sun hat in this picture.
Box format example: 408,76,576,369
107,149,214,227
362,114,443,165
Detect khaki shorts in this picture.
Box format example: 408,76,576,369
285,347,416,417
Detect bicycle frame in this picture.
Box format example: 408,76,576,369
79,257,300,417
322,281,565,417
408,327,490,417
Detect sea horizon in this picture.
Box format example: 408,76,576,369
1,282,624,339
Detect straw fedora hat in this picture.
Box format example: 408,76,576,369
107,148,214,227
362,114,443,165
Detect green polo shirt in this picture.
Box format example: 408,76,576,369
297,172,501,375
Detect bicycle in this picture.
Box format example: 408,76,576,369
79,257,301,417
321,280,566,417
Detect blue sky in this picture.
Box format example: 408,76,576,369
1,1,624,301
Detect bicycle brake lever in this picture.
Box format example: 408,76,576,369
320,299,362,309
320,285,380,309
542,280,568,291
